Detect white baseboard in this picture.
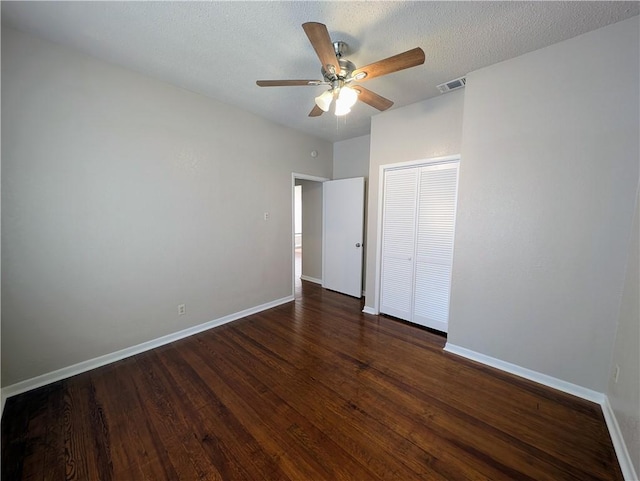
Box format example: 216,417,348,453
300,275,322,285
443,343,640,480
1,295,294,403
443,343,605,404
602,396,639,481
362,306,378,315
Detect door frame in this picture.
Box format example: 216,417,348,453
372,154,461,314
291,173,330,298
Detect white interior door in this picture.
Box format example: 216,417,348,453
378,159,459,333
413,163,459,332
323,177,365,298
379,168,419,321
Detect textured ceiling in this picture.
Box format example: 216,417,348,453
2,1,638,142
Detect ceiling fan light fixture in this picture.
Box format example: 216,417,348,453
314,89,334,112
337,86,358,109
334,103,351,116
333,86,358,116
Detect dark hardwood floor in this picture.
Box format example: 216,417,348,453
2,280,623,480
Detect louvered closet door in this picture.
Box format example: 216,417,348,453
379,168,419,321
413,163,459,332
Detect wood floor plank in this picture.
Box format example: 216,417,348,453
157,341,293,481
204,335,387,480
240,316,556,480
1,281,624,480
92,361,174,481
251,301,620,479
234,318,529,480
125,355,210,481
240,313,553,479
63,376,105,480
169,340,358,481
221,324,481,480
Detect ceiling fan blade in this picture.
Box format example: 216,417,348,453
351,47,425,81
309,105,324,117
353,86,394,111
256,80,322,87
302,22,340,76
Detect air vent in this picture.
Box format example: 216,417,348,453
437,76,466,94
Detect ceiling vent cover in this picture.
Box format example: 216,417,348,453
437,76,466,93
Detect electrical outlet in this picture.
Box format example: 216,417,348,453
613,364,620,383
263,212,270,221
178,304,186,316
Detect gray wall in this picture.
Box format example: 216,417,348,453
607,188,639,474
333,135,370,291
1,27,333,386
297,179,323,282
365,90,465,308
448,17,639,392
333,135,370,180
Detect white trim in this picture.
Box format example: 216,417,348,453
362,306,378,315
443,343,605,404
2,295,294,401
300,275,322,285
292,173,329,183
602,396,639,481
373,166,385,313
381,154,462,173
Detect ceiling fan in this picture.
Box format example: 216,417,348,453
256,22,425,117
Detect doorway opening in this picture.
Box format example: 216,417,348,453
294,184,303,293
292,173,329,299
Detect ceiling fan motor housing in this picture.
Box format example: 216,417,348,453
322,56,356,82
332,41,349,58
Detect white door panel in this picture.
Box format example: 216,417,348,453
413,164,458,332
323,177,364,298
379,168,419,320
379,256,414,320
